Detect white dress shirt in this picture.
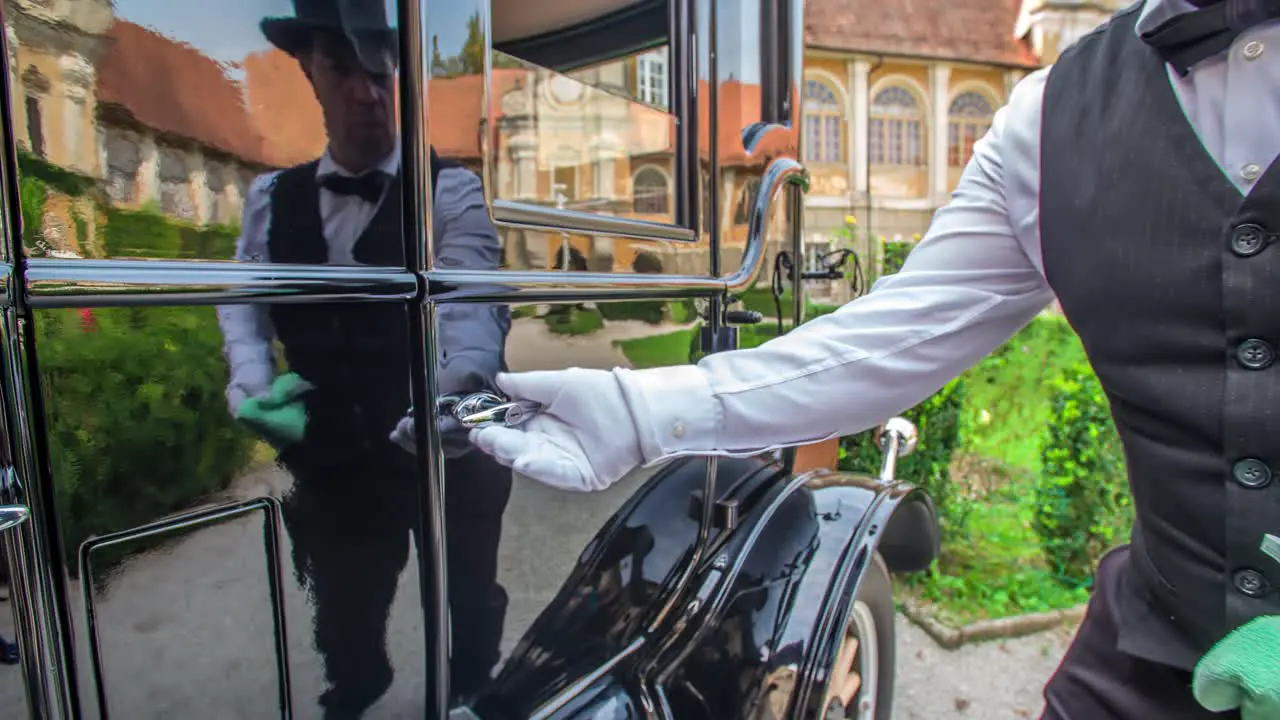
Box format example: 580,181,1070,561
216,145,507,416
621,0,1280,465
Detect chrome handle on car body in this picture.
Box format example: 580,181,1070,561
437,392,543,430
724,156,811,295
875,417,919,483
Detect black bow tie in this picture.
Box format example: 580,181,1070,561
1142,0,1280,75
319,171,391,203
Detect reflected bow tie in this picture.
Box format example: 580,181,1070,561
319,171,391,203
1141,0,1280,75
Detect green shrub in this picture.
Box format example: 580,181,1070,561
36,306,256,574
838,378,969,538
1033,360,1131,588
544,305,605,336
19,175,48,250
881,239,913,276
960,314,1087,474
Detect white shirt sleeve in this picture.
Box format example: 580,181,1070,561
617,69,1056,463
216,171,281,415
432,167,510,396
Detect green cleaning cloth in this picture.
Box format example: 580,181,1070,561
235,373,314,446
1193,614,1280,719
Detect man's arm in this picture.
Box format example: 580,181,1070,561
431,166,510,396
617,70,1055,462
474,70,1055,491
216,172,281,415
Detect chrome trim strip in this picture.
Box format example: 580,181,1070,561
414,301,452,717
23,260,418,307
670,0,696,231
527,636,646,720
491,201,698,244
403,0,431,272
426,269,722,302
78,499,293,720
3,312,81,720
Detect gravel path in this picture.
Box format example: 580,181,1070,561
894,615,1076,719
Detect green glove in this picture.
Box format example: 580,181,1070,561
236,373,314,446
1193,615,1280,719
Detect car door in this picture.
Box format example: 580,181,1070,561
430,0,806,716
0,0,443,717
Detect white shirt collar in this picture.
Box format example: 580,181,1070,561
316,136,401,179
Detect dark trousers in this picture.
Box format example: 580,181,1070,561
1041,545,1240,720
281,445,512,719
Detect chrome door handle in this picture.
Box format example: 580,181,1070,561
437,391,543,430
0,504,29,532
875,416,919,482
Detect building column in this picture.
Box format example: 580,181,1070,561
928,63,952,205
58,53,95,175
848,58,871,198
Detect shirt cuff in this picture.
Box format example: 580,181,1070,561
614,364,720,464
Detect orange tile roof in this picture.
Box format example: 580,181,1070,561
96,20,270,165
805,0,1041,68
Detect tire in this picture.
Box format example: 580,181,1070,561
820,552,896,720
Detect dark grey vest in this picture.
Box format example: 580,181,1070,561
1041,4,1280,669
265,162,411,468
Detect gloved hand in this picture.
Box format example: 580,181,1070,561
236,373,313,447
1193,615,1280,719
468,369,646,491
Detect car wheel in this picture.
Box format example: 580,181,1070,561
821,552,896,720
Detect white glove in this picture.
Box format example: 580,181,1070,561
468,368,646,492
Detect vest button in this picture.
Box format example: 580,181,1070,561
1232,458,1272,488
1236,339,1275,370
1233,568,1271,598
1229,224,1268,257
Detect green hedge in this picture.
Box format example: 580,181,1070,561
1034,360,1130,588
37,306,256,575
103,206,239,260
544,305,605,336
838,378,969,538
881,240,913,275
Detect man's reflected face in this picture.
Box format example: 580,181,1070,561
302,32,397,172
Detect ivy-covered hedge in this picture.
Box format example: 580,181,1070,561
37,306,256,574
103,206,239,260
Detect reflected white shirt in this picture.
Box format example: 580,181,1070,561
621,0,1280,463
217,148,506,415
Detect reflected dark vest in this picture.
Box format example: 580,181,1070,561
1041,5,1280,670
263,152,452,460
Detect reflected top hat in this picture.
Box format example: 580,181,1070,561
261,0,398,58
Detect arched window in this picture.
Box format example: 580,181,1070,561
948,91,995,167
802,78,843,164
632,167,670,214
869,85,924,167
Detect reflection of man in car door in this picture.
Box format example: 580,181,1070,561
214,1,512,716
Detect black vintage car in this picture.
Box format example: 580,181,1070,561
0,0,939,717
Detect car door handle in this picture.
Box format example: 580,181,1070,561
0,504,28,533
437,391,544,430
